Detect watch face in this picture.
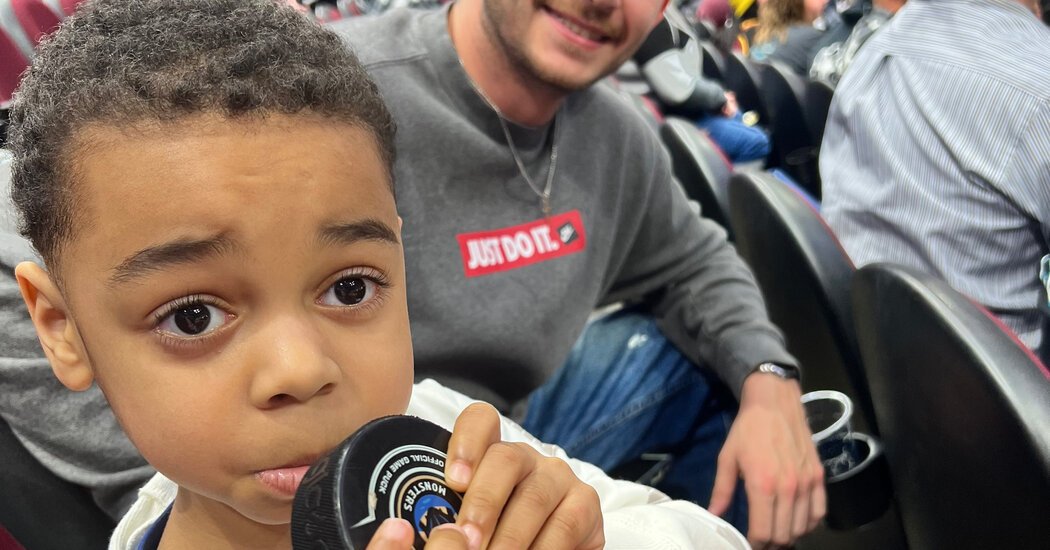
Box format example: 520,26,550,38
291,415,462,550
759,363,799,380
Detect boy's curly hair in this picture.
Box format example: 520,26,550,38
8,0,396,269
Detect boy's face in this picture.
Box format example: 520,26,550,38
22,115,413,531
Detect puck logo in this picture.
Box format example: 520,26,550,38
457,210,587,277
366,445,463,545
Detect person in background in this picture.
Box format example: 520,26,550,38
633,7,771,163
810,0,907,85
749,0,828,73
821,0,1050,363
336,0,825,545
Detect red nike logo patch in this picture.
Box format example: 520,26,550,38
457,210,586,277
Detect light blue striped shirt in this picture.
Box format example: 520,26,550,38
821,0,1050,352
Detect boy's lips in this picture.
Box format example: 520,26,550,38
256,465,312,496
256,455,321,496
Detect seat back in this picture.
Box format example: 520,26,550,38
660,116,733,237
0,29,28,106
699,40,725,82
852,263,1050,549
758,61,821,197
10,0,61,45
0,413,115,549
803,78,834,148
722,51,769,126
39,0,63,17
728,171,877,432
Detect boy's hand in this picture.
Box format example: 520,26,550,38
367,518,470,549
444,403,605,550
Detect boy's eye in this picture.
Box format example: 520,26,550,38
320,276,378,307
156,302,229,337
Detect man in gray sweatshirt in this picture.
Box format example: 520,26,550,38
335,0,823,545
0,0,823,546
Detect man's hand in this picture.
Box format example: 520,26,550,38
708,374,826,548
721,91,739,118
441,402,605,550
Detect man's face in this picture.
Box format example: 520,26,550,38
54,115,413,533
482,0,666,92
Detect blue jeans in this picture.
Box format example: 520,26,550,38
697,112,770,164
519,308,749,534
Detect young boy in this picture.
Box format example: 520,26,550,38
6,0,747,549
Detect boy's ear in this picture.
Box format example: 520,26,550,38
14,262,94,391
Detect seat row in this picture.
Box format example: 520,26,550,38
660,133,1050,546
699,40,835,200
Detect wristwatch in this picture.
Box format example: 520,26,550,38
753,362,801,381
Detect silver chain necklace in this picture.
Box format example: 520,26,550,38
458,59,561,217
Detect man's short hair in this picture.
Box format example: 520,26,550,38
8,0,396,269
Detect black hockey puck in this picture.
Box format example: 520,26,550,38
291,415,463,549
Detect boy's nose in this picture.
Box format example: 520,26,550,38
247,315,340,409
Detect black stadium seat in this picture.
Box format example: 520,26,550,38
759,62,821,198
660,116,733,238
728,171,877,433
699,40,725,82
803,78,834,148
852,264,1050,548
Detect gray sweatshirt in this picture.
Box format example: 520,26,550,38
336,8,795,410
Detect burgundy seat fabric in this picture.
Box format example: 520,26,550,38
0,30,29,105
0,524,26,550
11,0,61,45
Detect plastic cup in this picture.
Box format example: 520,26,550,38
801,390,858,477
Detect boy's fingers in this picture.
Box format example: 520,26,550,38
529,480,605,550
486,456,573,547
457,441,537,548
445,403,501,492
365,518,415,550
424,524,471,549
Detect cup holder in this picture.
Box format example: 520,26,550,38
824,432,893,530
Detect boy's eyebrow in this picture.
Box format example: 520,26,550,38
318,219,400,247
109,235,238,286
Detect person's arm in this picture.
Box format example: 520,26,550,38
636,14,729,115
598,128,824,546
416,380,750,549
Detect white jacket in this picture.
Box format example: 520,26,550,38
110,379,749,549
